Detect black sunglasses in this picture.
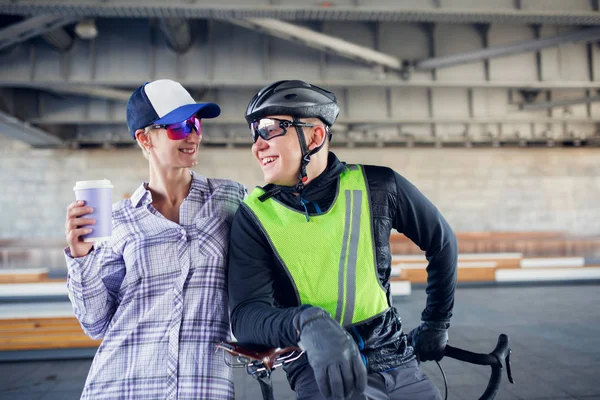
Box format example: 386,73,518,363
250,118,318,143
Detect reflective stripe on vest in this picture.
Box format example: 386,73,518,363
244,164,389,327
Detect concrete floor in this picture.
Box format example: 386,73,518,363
1,284,599,400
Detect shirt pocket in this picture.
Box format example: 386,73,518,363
193,216,230,260
121,230,182,285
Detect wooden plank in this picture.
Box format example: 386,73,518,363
456,254,522,268
0,333,95,344
0,320,81,329
389,231,566,243
452,231,566,240
0,337,101,351
43,278,70,283
0,316,77,325
0,326,86,337
0,333,96,345
0,270,49,284
0,317,85,337
392,253,522,269
388,232,600,257
396,261,497,269
391,255,428,263
396,268,496,283
392,261,497,279
0,321,80,332
0,313,100,351
482,259,520,269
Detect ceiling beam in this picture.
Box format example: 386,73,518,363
4,79,600,90
5,83,131,102
27,116,600,125
0,110,64,147
158,18,193,54
415,27,600,71
520,93,600,110
0,15,77,51
1,3,600,24
229,18,401,70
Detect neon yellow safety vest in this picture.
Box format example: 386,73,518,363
244,164,389,327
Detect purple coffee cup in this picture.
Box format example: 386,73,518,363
73,180,114,243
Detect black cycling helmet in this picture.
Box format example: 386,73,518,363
245,80,340,197
245,80,340,127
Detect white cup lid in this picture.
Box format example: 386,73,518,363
73,179,114,190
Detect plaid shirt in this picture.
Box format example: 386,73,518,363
65,171,246,400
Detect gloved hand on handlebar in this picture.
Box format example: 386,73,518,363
407,321,450,362
294,307,367,400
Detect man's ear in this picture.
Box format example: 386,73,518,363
135,129,152,150
307,125,327,151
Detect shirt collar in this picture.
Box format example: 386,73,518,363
130,182,152,208
130,170,210,208
189,170,210,194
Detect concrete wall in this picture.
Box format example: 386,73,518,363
1,136,599,238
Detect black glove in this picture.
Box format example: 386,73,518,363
407,321,449,362
294,307,367,400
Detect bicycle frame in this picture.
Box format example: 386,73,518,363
217,334,514,400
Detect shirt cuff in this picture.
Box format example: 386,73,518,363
64,246,97,281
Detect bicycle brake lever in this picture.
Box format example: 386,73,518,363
505,348,515,384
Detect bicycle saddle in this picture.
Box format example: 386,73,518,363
217,341,303,371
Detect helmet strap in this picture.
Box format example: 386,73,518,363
293,120,309,194
293,118,329,194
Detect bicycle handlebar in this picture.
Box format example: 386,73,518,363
443,334,514,400
218,333,514,400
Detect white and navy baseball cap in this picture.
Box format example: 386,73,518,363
126,79,221,139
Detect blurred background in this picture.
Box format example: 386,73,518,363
0,0,599,399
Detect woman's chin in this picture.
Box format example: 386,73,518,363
179,157,198,168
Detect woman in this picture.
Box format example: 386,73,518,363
65,79,245,399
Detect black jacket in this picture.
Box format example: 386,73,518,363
228,153,458,387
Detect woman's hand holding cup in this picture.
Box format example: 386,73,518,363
65,200,95,258
67,179,113,257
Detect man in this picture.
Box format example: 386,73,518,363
228,80,457,399
65,79,245,399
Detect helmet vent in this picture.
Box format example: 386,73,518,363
284,94,297,100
